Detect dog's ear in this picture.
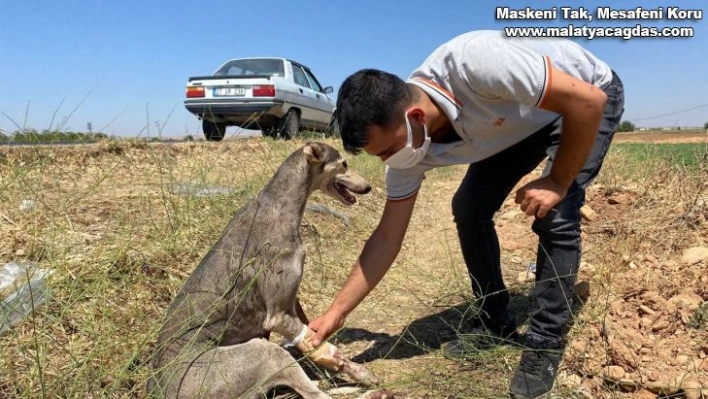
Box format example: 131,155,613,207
303,142,324,165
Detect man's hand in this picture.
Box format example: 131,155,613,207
309,310,346,347
514,176,567,218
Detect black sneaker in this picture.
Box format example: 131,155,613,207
509,336,563,399
442,315,519,360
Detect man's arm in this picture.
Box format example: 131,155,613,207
539,67,608,189
515,67,607,217
459,39,607,217
309,192,418,345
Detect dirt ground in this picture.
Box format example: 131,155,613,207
310,132,708,398
0,133,706,399
614,131,708,144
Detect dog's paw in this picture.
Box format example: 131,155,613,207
341,360,380,387
295,329,345,371
309,342,345,370
295,327,383,387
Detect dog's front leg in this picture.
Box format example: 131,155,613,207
290,325,381,388
261,252,380,387
262,252,346,372
264,308,347,370
264,304,380,386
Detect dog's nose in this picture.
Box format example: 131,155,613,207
362,184,372,194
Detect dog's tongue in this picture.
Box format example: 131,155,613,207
335,183,357,204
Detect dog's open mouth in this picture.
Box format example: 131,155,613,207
334,182,357,205
327,173,370,206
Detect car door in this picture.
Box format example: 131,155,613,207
303,68,336,127
291,65,318,126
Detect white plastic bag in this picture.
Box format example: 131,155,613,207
0,262,53,335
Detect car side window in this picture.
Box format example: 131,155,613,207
304,70,323,92
227,66,244,75
292,66,311,89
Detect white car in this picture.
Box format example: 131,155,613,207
185,57,337,141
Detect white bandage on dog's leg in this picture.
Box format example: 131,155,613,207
282,324,309,348
291,324,308,346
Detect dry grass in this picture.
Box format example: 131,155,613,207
0,136,706,399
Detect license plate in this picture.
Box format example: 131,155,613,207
213,87,246,97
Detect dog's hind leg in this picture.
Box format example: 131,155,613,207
165,339,331,399
245,340,333,399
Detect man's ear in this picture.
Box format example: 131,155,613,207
407,107,426,125
303,142,324,165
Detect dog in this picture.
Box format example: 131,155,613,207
147,142,393,399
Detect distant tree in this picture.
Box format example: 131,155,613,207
704,121,708,130
185,135,194,141
12,128,38,142
617,120,636,132
7,128,108,143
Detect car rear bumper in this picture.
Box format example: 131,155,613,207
184,99,285,122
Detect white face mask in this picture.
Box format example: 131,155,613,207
383,113,430,169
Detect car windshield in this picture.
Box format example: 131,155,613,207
213,59,285,77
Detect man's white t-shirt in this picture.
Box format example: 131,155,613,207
385,30,614,200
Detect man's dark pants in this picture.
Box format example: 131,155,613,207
451,71,625,343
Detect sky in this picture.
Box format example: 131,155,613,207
1,0,707,137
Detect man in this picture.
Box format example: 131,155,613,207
310,30,624,399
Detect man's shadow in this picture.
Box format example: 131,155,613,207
332,289,588,364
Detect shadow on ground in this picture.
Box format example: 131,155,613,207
270,289,589,398
333,289,588,364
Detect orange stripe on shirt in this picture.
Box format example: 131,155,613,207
537,56,553,109
412,78,463,107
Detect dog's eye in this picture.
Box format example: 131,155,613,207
342,160,348,169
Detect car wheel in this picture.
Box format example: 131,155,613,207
203,120,227,141
324,115,339,138
261,126,278,139
278,109,299,140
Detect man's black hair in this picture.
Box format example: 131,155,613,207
336,69,414,155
